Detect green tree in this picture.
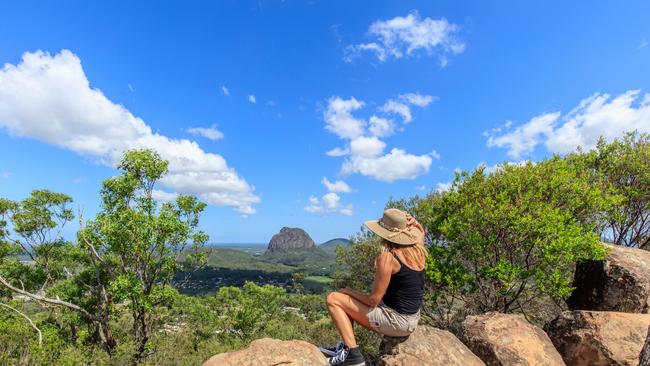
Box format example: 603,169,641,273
0,149,209,365
425,158,611,317
570,132,650,248
78,149,208,363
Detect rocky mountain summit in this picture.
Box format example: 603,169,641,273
203,243,650,366
266,227,316,253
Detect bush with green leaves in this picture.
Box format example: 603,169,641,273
424,157,614,320
568,132,650,248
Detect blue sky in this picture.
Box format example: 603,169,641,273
1,0,649,243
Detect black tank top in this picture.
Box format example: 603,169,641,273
382,252,425,315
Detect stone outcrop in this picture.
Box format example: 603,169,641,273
379,325,485,366
544,310,650,366
567,243,650,313
639,326,650,366
266,227,316,252
461,312,565,366
202,338,327,366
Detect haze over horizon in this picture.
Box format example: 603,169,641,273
1,1,649,243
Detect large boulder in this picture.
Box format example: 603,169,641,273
461,312,565,366
202,338,327,366
266,227,316,253
640,326,650,366
544,310,650,366
567,243,650,313
379,325,485,366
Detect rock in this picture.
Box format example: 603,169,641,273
379,325,485,366
202,338,327,366
567,243,650,313
639,326,650,366
266,227,316,253
461,312,565,366
544,310,650,366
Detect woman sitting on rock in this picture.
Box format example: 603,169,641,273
320,208,428,366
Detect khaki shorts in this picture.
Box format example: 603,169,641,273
367,302,420,337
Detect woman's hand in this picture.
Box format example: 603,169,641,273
405,212,424,233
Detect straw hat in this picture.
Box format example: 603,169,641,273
364,208,420,246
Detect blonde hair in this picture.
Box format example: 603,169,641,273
380,238,428,271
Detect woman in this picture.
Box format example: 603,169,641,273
320,208,428,366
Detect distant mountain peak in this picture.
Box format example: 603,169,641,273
267,227,316,253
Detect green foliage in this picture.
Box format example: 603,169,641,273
333,227,380,292
569,132,650,248
424,157,611,321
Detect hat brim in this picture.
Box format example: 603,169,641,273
364,220,420,246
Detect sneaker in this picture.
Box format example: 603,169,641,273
319,341,344,356
328,345,365,366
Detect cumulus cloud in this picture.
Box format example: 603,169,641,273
186,125,224,141
221,85,229,96
151,189,179,202
322,177,352,193
0,50,260,215
324,97,365,139
326,147,350,157
399,93,435,107
349,136,386,158
345,11,465,66
304,193,353,216
486,90,650,158
248,94,256,103
323,94,434,182
381,100,412,123
368,116,395,137
380,93,435,124
435,182,452,193
341,148,432,182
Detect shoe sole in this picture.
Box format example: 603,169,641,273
319,347,337,356
326,359,365,366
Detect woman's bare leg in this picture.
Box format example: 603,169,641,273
326,291,373,348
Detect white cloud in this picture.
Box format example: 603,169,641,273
349,136,386,158
345,11,465,66
151,189,179,202
323,94,434,182
380,93,434,124
368,116,395,137
487,113,559,158
487,90,650,158
0,50,260,215
430,150,441,160
248,94,256,103
342,148,432,182
399,93,435,107
326,147,350,157
128,84,135,93
415,185,427,191
304,193,353,216
1,171,10,179
435,182,452,192
638,39,648,50
381,100,412,123
322,177,352,193
221,85,229,96
324,96,365,139
186,125,224,141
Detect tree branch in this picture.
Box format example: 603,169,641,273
0,275,98,322
0,302,42,347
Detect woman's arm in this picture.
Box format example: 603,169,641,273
341,252,393,307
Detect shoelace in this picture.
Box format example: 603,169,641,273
329,347,349,365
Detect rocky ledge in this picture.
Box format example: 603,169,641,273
202,243,650,366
